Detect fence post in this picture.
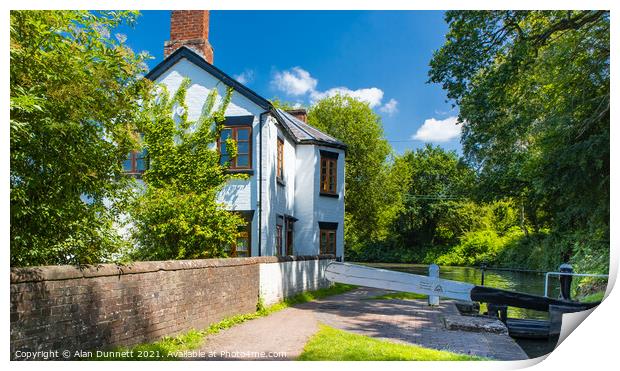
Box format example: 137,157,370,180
559,263,574,300
428,264,440,306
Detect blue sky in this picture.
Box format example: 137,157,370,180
119,10,462,154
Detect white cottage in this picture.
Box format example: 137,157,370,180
127,11,346,260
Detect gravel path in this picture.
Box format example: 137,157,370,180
187,287,528,361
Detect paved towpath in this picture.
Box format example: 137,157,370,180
188,287,528,361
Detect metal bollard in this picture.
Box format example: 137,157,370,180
487,303,508,323
559,263,573,300
480,262,487,286
428,264,440,306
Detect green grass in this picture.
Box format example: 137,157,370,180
364,291,429,300
298,325,487,361
578,291,605,303
88,283,357,360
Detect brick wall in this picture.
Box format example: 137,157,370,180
10,255,333,360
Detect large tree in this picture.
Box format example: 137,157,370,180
10,11,151,266
429,11,609,260
395,145,476,248
308,95,403,252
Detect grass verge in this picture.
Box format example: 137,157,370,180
578,291,605,303
298,325,487,361
88,283,357,360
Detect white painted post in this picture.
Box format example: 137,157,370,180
428,264,440,306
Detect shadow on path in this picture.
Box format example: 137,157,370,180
189,287,528,361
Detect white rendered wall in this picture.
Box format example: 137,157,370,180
315,145,346,259
154,57,265,256
293,145,318,255
258,258,334,305
293,145,345,258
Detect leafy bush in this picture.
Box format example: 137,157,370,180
10,11,151,266
436,229,503,266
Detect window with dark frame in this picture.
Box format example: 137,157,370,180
320,155,337,195
218,126,252,170
319,228,337,256
277,137,284,181
276,224,283,256
319,229,336,256
225,213,252,257
286,218,294,256
234,229,250,257
123,148,148,175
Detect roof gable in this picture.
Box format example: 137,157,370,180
145,46,271,110
145,46,346,151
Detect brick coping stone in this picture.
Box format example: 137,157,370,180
11,255,335,283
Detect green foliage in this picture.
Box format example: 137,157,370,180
308,95,402,251
436,228,520,267
577,291,605,304
10,10,152,266
129,78,245,260
429,11,609,271
393,145,477,249
270,97,304,110
298,325,486,361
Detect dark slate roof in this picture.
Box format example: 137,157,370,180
146,46,346,150
273,109,347,150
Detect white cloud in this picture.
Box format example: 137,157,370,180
310,87,384,108
271,67,398,114
412,116,463,142
272,67,317,96
379,98,398,115
234,69,255,85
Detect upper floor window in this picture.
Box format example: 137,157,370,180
277,137,284,181
320,151,339,195
219,126,251,170
123,148,147,175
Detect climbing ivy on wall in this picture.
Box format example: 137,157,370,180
129,78,245,260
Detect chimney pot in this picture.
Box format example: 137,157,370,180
286,109,308,123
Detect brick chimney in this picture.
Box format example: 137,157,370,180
164,10,214,64
286,109,308,123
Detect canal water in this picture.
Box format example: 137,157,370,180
363,263,567,358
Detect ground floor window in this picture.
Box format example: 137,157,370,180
276,224,283,256
286,218,295,255
319,222,337,256
225,211,253,257
233,230,250,257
